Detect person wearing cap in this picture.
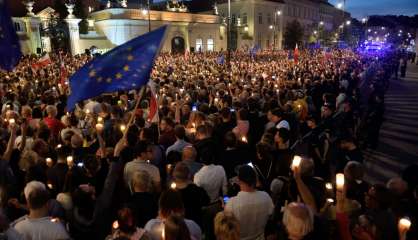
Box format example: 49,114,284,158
224,165,274,240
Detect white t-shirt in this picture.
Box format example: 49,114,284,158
144,218,201,240
225,191,274,240
194,164,228,203
12,216,69,240
276,120,290,130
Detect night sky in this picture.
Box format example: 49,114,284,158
329,0,418,19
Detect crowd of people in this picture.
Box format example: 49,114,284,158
0,47,416,240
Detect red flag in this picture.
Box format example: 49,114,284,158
32,53,51,69
147,80,159,123
294,44,299,64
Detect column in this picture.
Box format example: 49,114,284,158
65,3,82,55
23,17,42,54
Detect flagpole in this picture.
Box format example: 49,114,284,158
123,86,146,138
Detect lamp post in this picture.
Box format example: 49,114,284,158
227,0,231,70
141,0,151,32
273,10,282,50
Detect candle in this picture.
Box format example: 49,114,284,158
170,182,177,189
95,123,104,131
66,156,73,166
47,183,53,189
46,158,53,166
326,198,334,203
112,220,119,229
50,218,59,222
120,124,126,132
8,118,15,125
291,155,302,170
241,136,248,143
399,217,411,231
325,182,333,190
336,173,345,191
85,109,90,114
161,224,165,240
214,97,219,103
97,116,103,123
297,104,302,109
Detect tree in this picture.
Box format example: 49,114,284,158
284,20,304,49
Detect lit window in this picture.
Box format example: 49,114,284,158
207,39,214,51
196,38,203,52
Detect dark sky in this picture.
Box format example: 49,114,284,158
329,0,418,19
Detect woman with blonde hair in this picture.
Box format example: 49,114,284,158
214,212,240,240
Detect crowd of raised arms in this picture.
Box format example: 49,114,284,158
0,48,416,240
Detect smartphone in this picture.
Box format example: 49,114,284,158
230,108,235,113
247,162,254,168
223,196,230,204
192,105,197,112
77,162,84,167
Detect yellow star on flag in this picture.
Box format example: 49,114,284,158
116,73,123,79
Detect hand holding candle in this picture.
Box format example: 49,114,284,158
67,156,74,168
398,217,411,235
291,155,302,171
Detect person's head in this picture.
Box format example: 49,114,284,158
321,103,334,118
126,125,139,147
344,161,364,182
160,117,175,132
115,208,137,235
174,125,186,140
83,155,101,177
159,189,185,219
173,162,191,183
196,124,209,140
182,146,197,162
299,157,315,177
306,115,317,129
21,105,32,119
237,108,248,121
339,136,355,150
386,177,408,197
283,202,314,240
164,215,191,240
224,131,237,149
270,108,283,123
71,133,83,148
256,142,273,161
24,181,49,211
274,128,290,147
134,140,151,160
131,170,152,193
214,212,240,240
238,165,257,190
365,184,393,210
19,150,39,172
220,107,232,121
45,105,57,118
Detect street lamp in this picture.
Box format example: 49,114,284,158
361,18,367,23
313,30,318,35
269,25,273,29
319,21,324,26
141,0,151,32
337,3,343,9
346,20,351,25
277,10,281,16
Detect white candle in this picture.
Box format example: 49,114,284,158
112,220,119,229
120,124,126,132
336,173,345,191
292,155,302,170
170,182,177,189
325,182,333,190
46,158,53,166
399,217,411,230
326,198,334,203
66,156,73,166
95,123,104,131
8,118,15,126
161,223,165,240
97,116,103,123
241,136,247,143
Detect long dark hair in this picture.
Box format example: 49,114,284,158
165,215,191,240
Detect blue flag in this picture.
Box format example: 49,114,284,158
0,0,22,71
67,25,167,111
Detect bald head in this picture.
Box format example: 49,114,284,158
182,146,196,162
387,177,408,196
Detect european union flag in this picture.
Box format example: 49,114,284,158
0,0,22,71
67,25,167,111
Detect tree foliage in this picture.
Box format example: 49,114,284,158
284,20,304,49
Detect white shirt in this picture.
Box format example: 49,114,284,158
225,191,274,240
124,159,161,189
144,218,201,240
12,216,69,240
194,164,228,203
276,120,290,130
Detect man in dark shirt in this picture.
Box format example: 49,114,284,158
47,147,69,196
158,117,176,150
338,136,363,172
125,170,158,228
172,162,209,227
